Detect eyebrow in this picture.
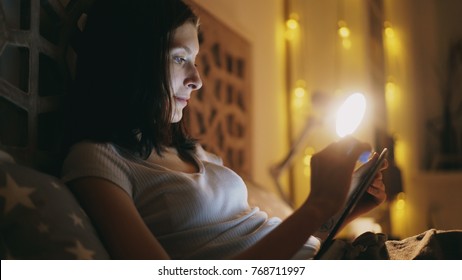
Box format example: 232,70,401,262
170,45,200,57
170,46,193,54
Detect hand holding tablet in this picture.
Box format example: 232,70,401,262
314,148,389,259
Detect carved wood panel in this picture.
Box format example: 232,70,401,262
185,1,253,178
0,0,95,174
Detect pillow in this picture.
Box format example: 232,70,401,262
0,150,14,163
0,154,110,259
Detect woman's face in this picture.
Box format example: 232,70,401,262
169,22,202,123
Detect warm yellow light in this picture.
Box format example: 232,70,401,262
294,86,305,98
396,198,406,210
338,21,351,49
292,97,304,109
384,21,395,38
335,93,366,137
386,81,396,94
396,192,406,200
391,192,407,238
304,146,315,155
393,135,406,169
385,27,395,38
338,26,350,38
396,192,407,210
286,19,299,30
285,29,296,41
285,14,300,41
384,21,401,57
303,154,311,165
303,166,311,177
386,81,397,106
303,147,314,177
342,38,352,49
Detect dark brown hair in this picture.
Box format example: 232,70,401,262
66,0,199,159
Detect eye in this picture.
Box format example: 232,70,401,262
173,56,187,64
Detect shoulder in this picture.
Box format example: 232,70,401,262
61,141,135,196
68,141,112,153
65,141,121,163
195,144,223,165
62,141,132,180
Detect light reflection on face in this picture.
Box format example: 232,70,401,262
168,22,202,123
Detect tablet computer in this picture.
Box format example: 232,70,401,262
313,148,389,259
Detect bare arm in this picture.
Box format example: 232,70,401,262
68,177,170,259
233,137,372,259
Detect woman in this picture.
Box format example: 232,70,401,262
62,0,387,259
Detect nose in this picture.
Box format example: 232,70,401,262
185,65,202,90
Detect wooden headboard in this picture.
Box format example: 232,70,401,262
185,1,253,178
0,0,253,178
0,0,95,174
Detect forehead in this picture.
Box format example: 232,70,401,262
170,22,199,53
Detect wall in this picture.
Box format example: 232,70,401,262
384,0,462,237
190,0,288,192
287,0,462,237
289,0,375,207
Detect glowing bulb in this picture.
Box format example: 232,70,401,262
286,19,299,30
335,93,366,137
385,27,395,38
294,87,306,98
384,21,395,38
338,26,350,38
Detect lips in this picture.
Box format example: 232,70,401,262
174,96,189,101
174,96,189,106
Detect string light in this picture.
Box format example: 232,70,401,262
294,86,305,98
385,78,398,107
337,20,350,38
395,192,406,210
285,13,299,41
292,80,307,109
286,19,299,30
384,21,395,38
337,20,351,49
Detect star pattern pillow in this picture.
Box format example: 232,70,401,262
0,155,110,260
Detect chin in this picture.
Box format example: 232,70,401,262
171,114,183,123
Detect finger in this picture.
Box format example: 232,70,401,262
367,185,387,202
370,179,385,190
373,169,383,180
367,185,380,195
369,178,385,193
380,159,389,171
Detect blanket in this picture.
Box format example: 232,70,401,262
385,229,462,259
321,229,462,259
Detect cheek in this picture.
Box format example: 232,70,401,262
169,67,183,90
